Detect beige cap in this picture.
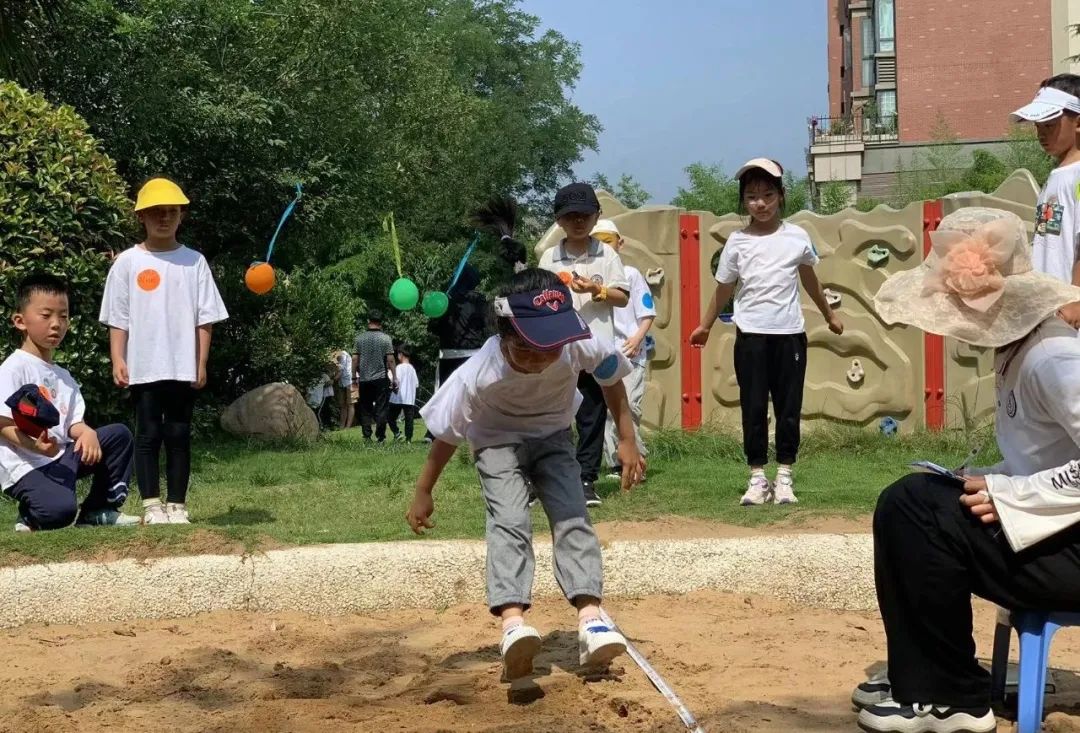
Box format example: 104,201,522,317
591,219,620,237
735,158,784,180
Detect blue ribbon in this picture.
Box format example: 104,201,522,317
447,233,481,291
265,183,303,263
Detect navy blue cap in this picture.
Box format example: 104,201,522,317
553,183,600,220
5,384,60,439
494,284,591,351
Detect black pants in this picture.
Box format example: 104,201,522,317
356,377,391,441
575,372,606,483
131,381,195,503
874,473,1080,707
388,403,416,442
733,330,807,466
9,424,133,529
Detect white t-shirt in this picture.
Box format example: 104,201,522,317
421,334,631,451
0,349,85,490
715,222,820,335
335,350,352,388
99,245,229,385
538,238,630,340
976,318,1080,550
612,265,657,367
1032,161,1080,285
391,363,418,406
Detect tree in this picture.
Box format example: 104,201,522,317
0,81,133,421
671,163,809,217
591,172,651,209
818,181,853,215
0,1,63,84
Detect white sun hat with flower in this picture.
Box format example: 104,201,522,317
874,207,1080,347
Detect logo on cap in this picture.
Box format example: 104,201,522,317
532,289,566,311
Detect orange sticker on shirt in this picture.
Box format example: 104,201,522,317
557,271,573,285
137,269,161,291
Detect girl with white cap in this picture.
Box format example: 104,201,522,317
689,159,842,506
854,207,1080,733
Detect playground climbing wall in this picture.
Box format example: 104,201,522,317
536,170,1041,433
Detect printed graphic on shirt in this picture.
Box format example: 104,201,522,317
1006,389,1017,418
594,353,619,380
642,292,654,309
1036,200,1064,237
137,269,161,291
591,274,604,285
557,271,573,286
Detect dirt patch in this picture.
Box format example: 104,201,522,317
1,591,1077,732
594,514,870,544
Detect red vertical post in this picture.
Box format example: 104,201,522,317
923,200,945,431
679,214,703,429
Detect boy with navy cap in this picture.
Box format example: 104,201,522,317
406,268,642,683
539,182,631,506
1,274,137,531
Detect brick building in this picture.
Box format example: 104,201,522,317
810,0,1080,204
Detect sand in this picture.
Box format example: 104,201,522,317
3,590,1080,733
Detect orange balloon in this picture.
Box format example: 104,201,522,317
557,270,573,286
245,262,275,295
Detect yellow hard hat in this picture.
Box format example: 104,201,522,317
134,178,190,212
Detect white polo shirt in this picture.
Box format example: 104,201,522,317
538,238,629,340
612,265,657,367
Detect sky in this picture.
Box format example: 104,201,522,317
517,0,828,204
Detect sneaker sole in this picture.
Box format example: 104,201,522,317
502,634,542,681
852,683,891,710
580,639,627,669
584,498,602,507
775,497,799,505
856,710,995,733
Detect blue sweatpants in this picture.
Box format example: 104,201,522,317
7,424,133,530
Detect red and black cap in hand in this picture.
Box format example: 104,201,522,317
4,384,60,439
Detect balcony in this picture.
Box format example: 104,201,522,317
808,112,898,148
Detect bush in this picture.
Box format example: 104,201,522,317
0,81,133,422
208,259,361,405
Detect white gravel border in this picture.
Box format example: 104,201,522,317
0,533,874,629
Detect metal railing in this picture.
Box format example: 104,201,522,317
808,112,898,146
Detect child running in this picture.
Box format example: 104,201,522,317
690,159,842,505
406,268,642,681
99,178,228,525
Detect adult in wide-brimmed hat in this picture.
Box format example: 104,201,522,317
855,207,1080,733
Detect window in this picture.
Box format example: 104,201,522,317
861,17,875,87
877,90,897,132
876,0,895,52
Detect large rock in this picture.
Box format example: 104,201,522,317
220,382,318,442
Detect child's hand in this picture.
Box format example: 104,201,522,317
406,491,436,535
616,440,644,492
192,365,207,390
1058,301,1080,329
689,326,711,348
34,432,60,458
74,428,101,465
112,359,129,388
570,275,597,295
959,475,998,525
827,313,844,335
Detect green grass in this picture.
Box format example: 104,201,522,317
0,423,1001,565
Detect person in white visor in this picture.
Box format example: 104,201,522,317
1012,74,1080,328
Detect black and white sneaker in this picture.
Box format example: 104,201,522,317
857,701,995,733
583,481,601,508
852,670,892,709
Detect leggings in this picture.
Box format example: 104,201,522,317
131,381,195,503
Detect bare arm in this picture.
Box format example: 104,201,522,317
604,287,630,308
799,265,844,334
0,417,58,457
196,325,212,372
109,327,129,387
406,438,459,534
689,281,737,347
1072,260,1080,287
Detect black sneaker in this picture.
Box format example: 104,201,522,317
857,701,995,733
583,481,601,508
852,670,891,709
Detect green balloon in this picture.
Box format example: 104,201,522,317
389,277,420,311
422,291,449,318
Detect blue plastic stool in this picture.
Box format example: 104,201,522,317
990,609,1080,733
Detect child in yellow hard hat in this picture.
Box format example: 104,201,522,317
98,178,228,525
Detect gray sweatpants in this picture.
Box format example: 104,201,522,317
475,429,603,614
604,362,648,469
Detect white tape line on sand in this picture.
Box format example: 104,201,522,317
0,534,874,629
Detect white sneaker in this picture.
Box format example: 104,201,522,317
14,522,31,533
500,624,542,681
578,620,627,668
143,504,170,525
856,700,995,732
740,474,772,505
773,472,799,504
166,503,190,524
852,669,892,709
